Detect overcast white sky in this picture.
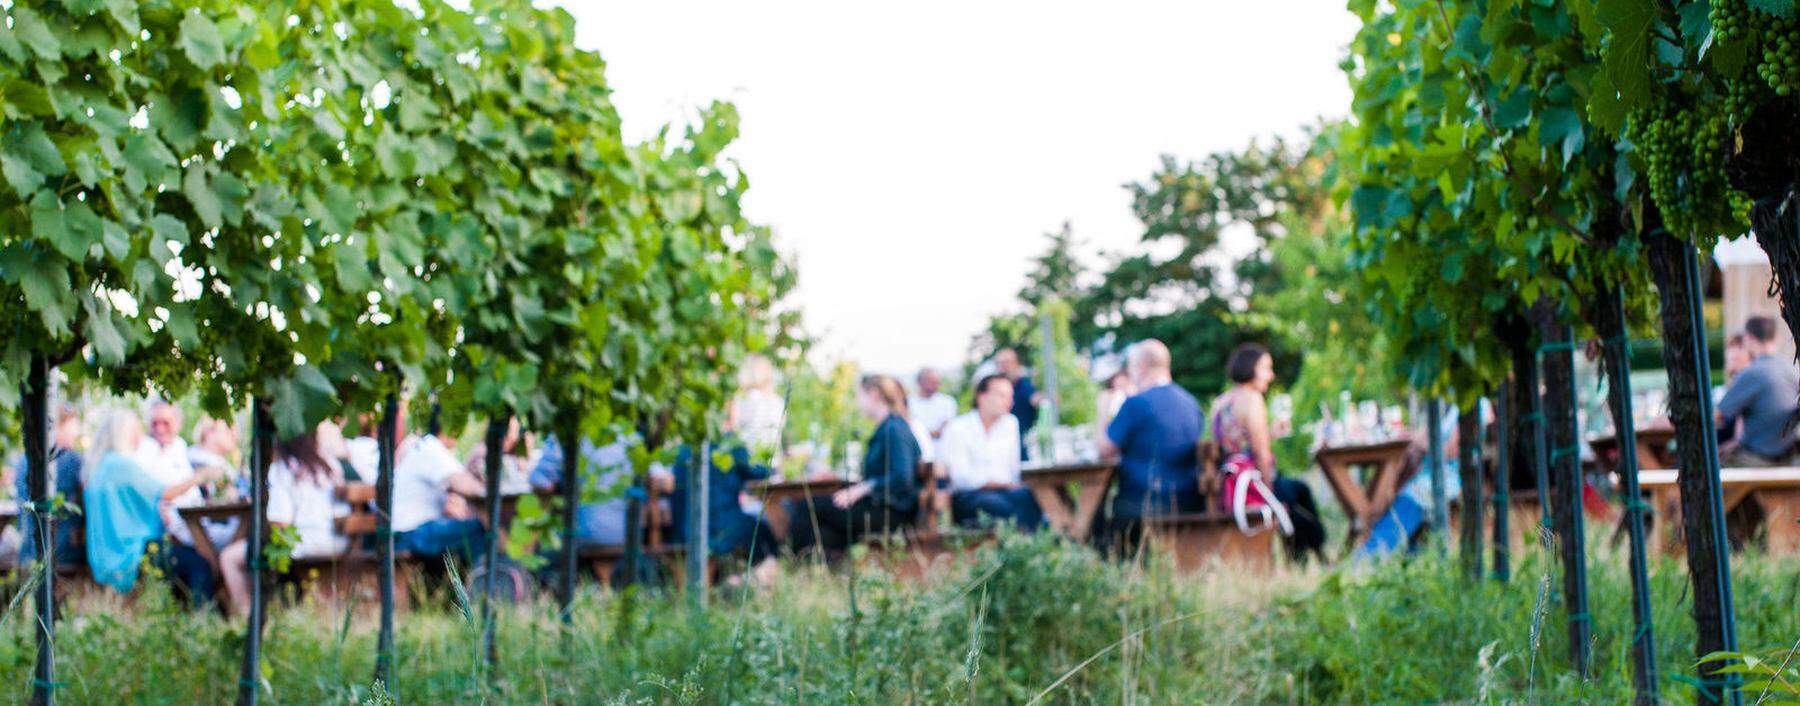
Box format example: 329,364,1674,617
556,1,1360,375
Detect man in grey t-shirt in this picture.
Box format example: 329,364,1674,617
1716,316,1800,466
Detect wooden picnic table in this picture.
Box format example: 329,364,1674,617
1020,461,1114,542
177,501,252,570
1587,427,1678,471
744,477,851,540
1640,467,1800,554
1315,438,1413,551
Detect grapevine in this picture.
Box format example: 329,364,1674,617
1629,100,1744,241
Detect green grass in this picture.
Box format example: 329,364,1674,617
2,532,1797,704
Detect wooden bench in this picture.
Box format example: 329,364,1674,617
1640,467,1800,554
1136,441,1278,572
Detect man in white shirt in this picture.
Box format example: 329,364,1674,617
135,400,221,603
936,374,1042,530
136,401,206,543
909,367,958,439
391,425,489,564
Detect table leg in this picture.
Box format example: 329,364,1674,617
1028,484,1074,536
1359,457,1406,540
759,495,793,540
1753,488,1800,555
1068,480,1109,542
184,516,219,569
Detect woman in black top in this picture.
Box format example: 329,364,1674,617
789,375,921,553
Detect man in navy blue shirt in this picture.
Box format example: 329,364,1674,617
996,348,1043,460
14,404,85,567
1097,339,1204,552
1716,316,1800,466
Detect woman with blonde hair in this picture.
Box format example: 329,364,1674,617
84,409,221,603
789,375,921,553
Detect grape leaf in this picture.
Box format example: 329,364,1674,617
271,365,339,437
1746,0,1796,18
81,295,127,365
1,155,46,197
184,166,222,229
10,6,63,61
1596,0,1655,108
178,13,226,70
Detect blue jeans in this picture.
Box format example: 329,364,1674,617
951,487,1043,531
396,518,489,565
155,541,216,609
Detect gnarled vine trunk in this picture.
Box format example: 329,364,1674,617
1457,400,1484,582
1644,228,1738,706
1534,300,1591,677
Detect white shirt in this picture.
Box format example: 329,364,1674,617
909,417,938,463
937,411,1022,491
137,436,204,545
267,459,349,558
391,435,464,533
909,392,959,437
346,436,380,484
732,388,786,450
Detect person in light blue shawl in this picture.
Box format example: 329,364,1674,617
84,411,218,600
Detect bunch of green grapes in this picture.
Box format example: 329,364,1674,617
1631,102,1741,239
1752,12,1799,96
1711,0,1748,43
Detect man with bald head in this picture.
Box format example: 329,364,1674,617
1097,339,1205,550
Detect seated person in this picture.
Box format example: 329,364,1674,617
220,425,348,615
1716,315,1799,466
529,434,633,547
937,374,1041,530
14,403,86,567
665,442,783,585
789,375,921,553
1097,339,1204,552
83,411,221,605
1357,404,1465,560
391,422,488,564
464,417,533,495
1211,343,1326,561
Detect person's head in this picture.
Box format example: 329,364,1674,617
1227,343,1275,393
52,403,82,450
146,400,182,447
1126,339,1173,388
85,409,144,483
737,354,777,395
994,348,1022,378
858,374,909,421
278,426,331,483
917,367,942,396
195,417,239,456
1107,369,1132,393
1744,316,1780,356
1725,333,1751,377
973,374,1014,422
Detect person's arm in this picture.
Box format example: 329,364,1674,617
1240,395,1276,475
159,467,217,503
1099,399,1136,462
1714,372,1760,427
444,471,485,497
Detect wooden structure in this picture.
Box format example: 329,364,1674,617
1315,439,1413,551
1587,427,1677,471
1020,461,1113,541
1640,468,1800,554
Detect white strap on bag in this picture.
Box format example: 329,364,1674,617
1230,469,1295,537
